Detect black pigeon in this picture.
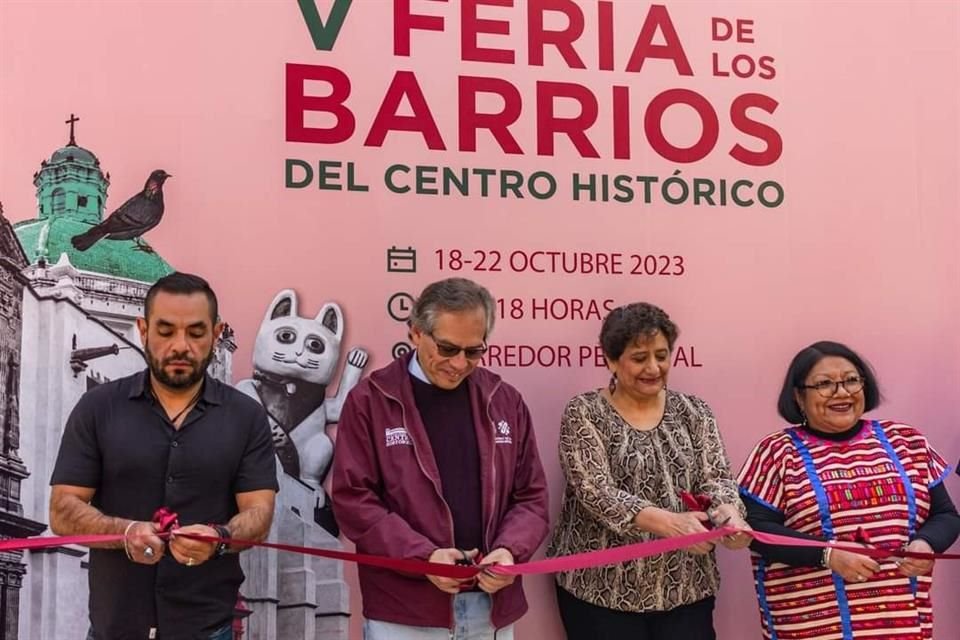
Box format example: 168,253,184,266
71,169,171,252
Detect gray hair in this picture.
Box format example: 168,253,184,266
409,278,496,337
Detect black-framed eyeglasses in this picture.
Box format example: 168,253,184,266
801,376,865,398
428,332,487,360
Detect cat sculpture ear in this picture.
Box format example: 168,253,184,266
266,289,298,322
316,302,344,339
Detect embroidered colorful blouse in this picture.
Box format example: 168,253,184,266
738,420,952,640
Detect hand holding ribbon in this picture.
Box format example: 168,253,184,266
679,492,752,551
635,496,714,555
476,548,515,594
426,548,479,593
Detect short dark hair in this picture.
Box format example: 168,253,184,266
599,302,679,360
409,277,496,337
777,340,882,424
144,272,219,324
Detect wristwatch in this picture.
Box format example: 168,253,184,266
211,524,231,557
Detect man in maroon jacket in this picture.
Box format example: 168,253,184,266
331,277,549,639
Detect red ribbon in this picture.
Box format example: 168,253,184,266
7,513,959,579
153,507,180,533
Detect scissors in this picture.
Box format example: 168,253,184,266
679,491,733,529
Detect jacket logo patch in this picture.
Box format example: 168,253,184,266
385,427,412,447
495,420,512,445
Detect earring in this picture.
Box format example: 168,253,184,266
608,373,617,395
799,407,807,427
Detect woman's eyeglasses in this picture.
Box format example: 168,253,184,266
801,376,865,398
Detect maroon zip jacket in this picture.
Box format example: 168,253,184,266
330,353,550,629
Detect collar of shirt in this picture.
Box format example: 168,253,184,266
408,351,433,386
128,368,222,406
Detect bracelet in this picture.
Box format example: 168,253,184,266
123,520,138,561
209,524,231,557
821,545,833,568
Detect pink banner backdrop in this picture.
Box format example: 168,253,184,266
2,1,958,639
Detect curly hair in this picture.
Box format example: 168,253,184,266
599,302,679,360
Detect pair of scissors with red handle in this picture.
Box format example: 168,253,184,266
679,491,731,529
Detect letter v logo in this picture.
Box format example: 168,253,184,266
297,0,352,51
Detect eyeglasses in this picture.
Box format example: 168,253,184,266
428,332,487,360
801,376,865,398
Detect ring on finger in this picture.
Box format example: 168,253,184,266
186,557,195,567
143,546,154,559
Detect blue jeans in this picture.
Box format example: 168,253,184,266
363,592,514,640
86,623,233,639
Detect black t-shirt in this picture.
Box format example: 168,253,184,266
410,375,483,553
50,370,279,640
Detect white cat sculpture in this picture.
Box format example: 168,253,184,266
236,289,368,514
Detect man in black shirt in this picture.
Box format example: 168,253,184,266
50,272,278,640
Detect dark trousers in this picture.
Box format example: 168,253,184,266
86,623,233,640
556,583,717,640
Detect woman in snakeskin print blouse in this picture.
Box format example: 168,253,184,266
547,302,750,640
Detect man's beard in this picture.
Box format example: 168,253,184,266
145,342,214,389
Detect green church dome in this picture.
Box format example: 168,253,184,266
48,144,100,167
16,117,175,285
14,218,174,284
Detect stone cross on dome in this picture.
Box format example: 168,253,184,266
65,113,79,146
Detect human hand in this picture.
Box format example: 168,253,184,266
713,507,753,551
124,521,164,565
169,524,219,567
426,548,478,594
477,548,516,594
827,547,881,583
898,539,934,577
644,509,715,554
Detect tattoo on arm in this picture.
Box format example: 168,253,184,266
224,490,276,551
49,486,130,549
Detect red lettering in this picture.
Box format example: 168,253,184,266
598,2,614,70
758,55,776,80
711,17,752,43
592,345,605,367
394,0,446,56
578,346,593,366
625,5,692,76
536,81,599,158
712,53,730,77
729,93,782,167
458,76,522,153
731,54,756,78
674,347,689,366
528,0,585,68
285,64,355,144
612,86,631,159
365,71,446,149
711,18,733,41
462,0,514,63
644,89,719,163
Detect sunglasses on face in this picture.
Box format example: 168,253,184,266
428,332,487,360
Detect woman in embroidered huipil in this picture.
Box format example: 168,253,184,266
739,341,960,640
548,303,750,640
